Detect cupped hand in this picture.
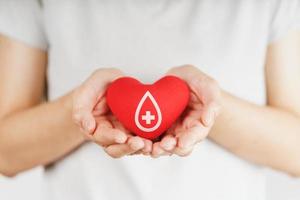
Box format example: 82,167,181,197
152,65,221,157
72,68,152,158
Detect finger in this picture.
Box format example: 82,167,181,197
128,136,145,151
176,123,209,150
93,120,127,146
104,136,144,158
130,138,152,155
167,65,221,127
151,143,164,158
173,146,194,157
151,143,171,158
200,102,221,127
109,115,131,135
173,119,196,157
159,134,177,152
182,108,203,129
73,68,123,133
93,98,109,117
187,86,220,128
129,150,143,156
73,110,96,134
142,139,153,154
183,100,219,129
190,81,221,127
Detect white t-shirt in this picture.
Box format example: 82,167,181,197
1,1,300,200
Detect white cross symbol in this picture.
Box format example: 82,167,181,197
141,111,155,125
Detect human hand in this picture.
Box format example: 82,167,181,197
151,65,221,157
72,68,152,158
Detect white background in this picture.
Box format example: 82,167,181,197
0,168,299,200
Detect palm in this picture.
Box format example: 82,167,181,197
151,65,221,157
73,69,152,158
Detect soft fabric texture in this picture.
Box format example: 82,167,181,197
1,0,300,200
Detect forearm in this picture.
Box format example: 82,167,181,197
0,93,85,176
209,91,300,176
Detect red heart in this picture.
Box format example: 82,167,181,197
106,76,190,140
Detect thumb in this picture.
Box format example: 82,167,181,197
73,108,96,134
93,97,109,117
73,68,123,134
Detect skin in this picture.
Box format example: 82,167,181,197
151,65,221,157
0,35,151,176
156,31,300,177
0,30,299,177
72,68,153,158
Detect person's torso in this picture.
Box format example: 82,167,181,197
43,1,270,199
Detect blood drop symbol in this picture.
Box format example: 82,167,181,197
134,91,162,132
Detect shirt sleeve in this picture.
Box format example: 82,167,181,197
268,0,300,43
0,0,48,50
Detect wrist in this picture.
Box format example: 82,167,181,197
208,90,234,140
58,91,87,144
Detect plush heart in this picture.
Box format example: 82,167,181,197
106,76,190,140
